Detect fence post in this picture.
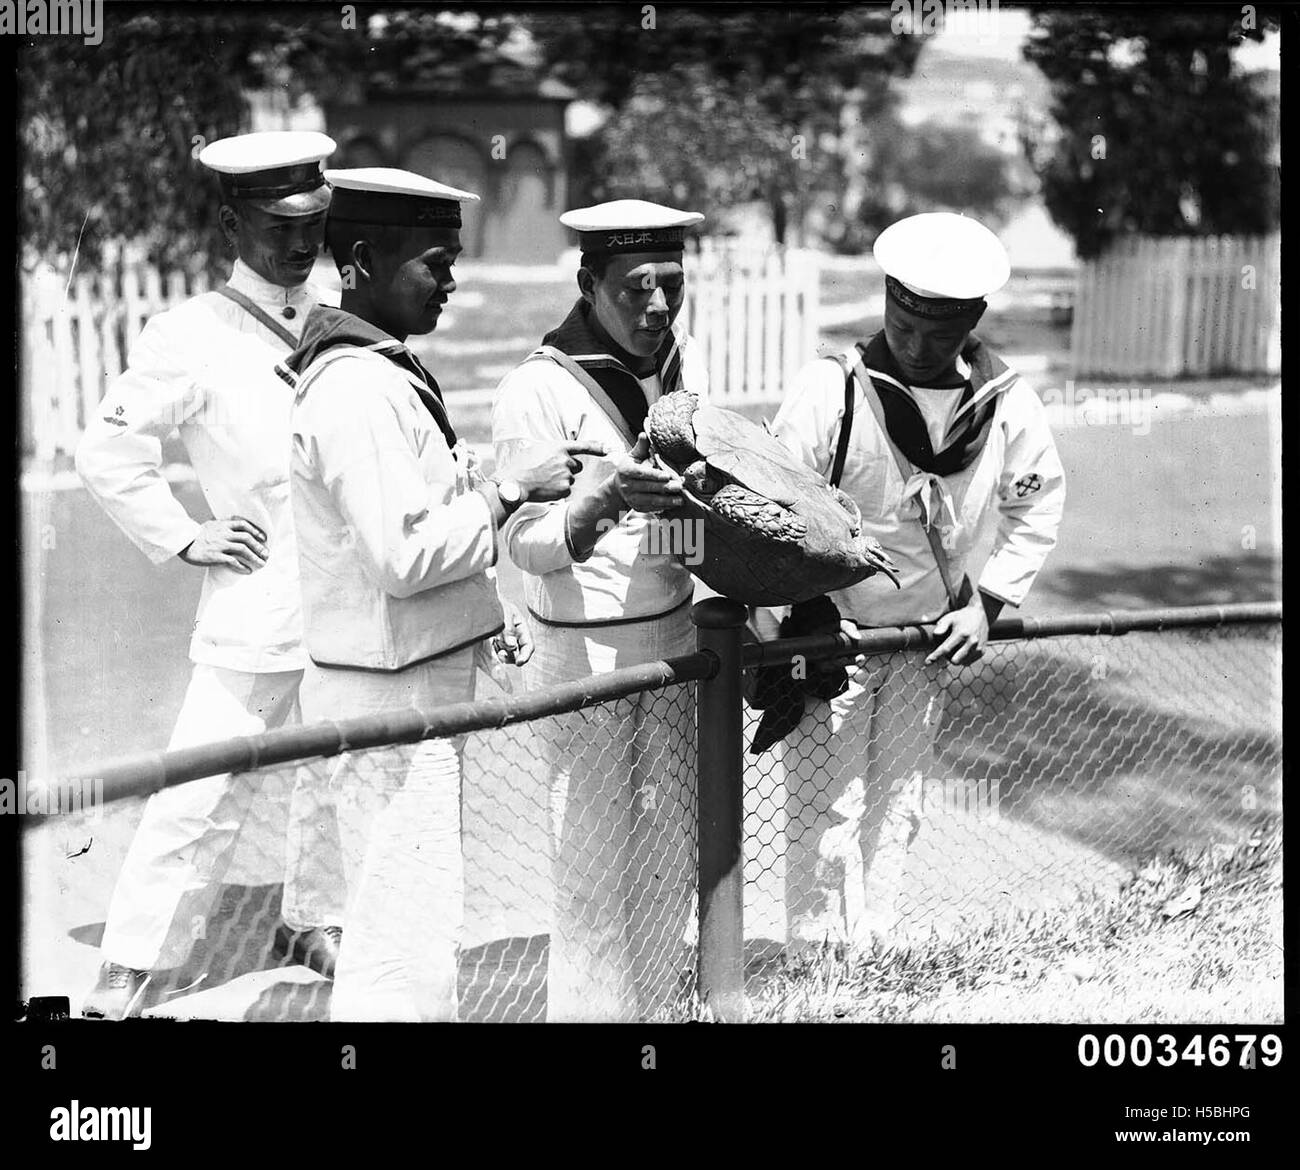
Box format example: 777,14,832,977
691,596,747,1021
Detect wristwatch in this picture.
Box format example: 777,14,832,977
493,478,524,513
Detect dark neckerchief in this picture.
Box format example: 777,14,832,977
281,305,457,449
857,330,1014,475
540,299,686,436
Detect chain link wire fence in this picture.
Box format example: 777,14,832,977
23,608,1281,1022
741,621,1282,963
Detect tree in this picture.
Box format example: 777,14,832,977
1022,8,1279,258
581,65,833,245
524,6,923,245
18,6,531,273
854,113,1025,242
20,9,347,272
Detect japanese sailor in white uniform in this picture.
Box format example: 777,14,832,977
75,131,347,1018
769,212,1066,946
284,168,601,1021
491,199,710,1021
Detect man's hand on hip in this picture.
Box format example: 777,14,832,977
178,516,268,573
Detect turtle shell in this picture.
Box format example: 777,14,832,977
645,391,899,606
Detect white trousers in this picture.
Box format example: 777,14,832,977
100,664,345,972
525,607,697,1022
298,647,478,1023
781,653,941,946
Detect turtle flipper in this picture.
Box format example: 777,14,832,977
862,537,902,588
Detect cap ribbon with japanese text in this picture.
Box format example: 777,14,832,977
561,199,705,255
323,166,480,229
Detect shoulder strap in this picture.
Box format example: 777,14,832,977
292,344,459,452
827,354,855,489
291,346,360,397
215,285,299,349
526,345,638,447
844,351,970,611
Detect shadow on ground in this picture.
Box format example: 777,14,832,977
1043,553,1280,611
935,622,1281,868
73,885,553,1022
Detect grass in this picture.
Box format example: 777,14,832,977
685,821,1283,1024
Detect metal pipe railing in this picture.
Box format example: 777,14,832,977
743,600,1282,670
25,650,717,819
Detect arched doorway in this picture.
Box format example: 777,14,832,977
401,135,489,257
335,135,387,169
485,140,556,263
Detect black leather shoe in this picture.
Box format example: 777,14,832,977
274,925,343,979
83,962,153,1020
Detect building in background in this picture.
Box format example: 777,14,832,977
324,84,573,263
250,42,575,266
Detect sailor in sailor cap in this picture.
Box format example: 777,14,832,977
281,168,601,1021
491,198,709,1021
768,211,1066,947
76,131,347,1018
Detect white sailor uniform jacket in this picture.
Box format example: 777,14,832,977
286,307,503,672
491,301,708,626
772,334,1065,627
75,259,329,673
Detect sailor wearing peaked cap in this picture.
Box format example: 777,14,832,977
769,211,1065,949
283,167,594,1021
75,131,346,1018
492,198,708,1021
198,129,336,218
199,130,337,307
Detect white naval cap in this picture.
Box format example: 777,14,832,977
560,199,705,254
198,130,336,217
324,167,479,228
874,212,1011,305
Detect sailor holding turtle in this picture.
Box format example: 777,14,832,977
491,199,709,1021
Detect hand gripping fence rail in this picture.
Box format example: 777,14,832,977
22,600,1282,1023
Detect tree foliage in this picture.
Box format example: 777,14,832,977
19,4,925,267
523,5,923,244
857,113,1026,238
580,65,835,245
1022,7,1279,258
18,6,530,272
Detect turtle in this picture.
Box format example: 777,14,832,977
645,390,901,606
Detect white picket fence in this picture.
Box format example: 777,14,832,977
21,254,216,461
21,239,818,460
684,238,820,406
1071,234,1281,379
